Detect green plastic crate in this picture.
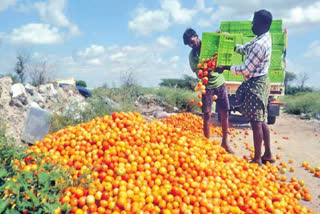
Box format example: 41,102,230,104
240,21,252,31
223,70,230,81
242,30,255,36
270,20,282,33
272,44,285,52
271,33,285,45
220,22,230,32
199,33,220,62
230,22,241,30
269,70,285,83
231,53,243,65
217,34,237,66
269,50,283,70
242,36,255,44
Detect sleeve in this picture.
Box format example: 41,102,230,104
189,52,199,74
234,44,246,55
231,43,266,75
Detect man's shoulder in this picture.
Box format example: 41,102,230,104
253,36,270,51
189,49,196,57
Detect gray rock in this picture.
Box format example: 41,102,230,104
57,87,67,101
0,77,13,106
28,101,41,109
105,97,120,109
25,83,35,95
31,92,45,104
153,111,172,119
39,84,57,96
11,83,27,98
21,106,51,144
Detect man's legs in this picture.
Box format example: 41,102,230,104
203,112,211,138
220,109,232,153
250,121,263,165
261,122,273,161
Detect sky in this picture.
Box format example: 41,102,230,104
0,0,320,88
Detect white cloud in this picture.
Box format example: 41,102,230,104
160,0,196,24
128,8,170,35
87,58,101,66
34,0,80,35
283,2,320,32
169,56,179,63
207,0,320,33
0,0,15,11
128,0,202,35
304,40,320,57
77,45,105,58
110,52,126,62
5,23,63,44
46,43,190,87
123,45,148,52
195,0,213,14
197,18,212,27
156,36,177,48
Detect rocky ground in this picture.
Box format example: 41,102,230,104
0,77,85,142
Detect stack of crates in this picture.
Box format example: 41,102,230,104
218,19,286,83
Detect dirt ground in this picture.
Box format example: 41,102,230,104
211,111,320,213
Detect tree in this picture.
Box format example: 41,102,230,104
284,71,296,92
76,80,87,88
120,71,137,88
14,52,29,83
29,61,50,86
159,75,198,90
298,72,309,89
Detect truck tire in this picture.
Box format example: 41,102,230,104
267,116,276,125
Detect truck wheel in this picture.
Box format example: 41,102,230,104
267,116,276,125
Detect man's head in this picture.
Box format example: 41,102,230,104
252,9,273,36
183,28,201,50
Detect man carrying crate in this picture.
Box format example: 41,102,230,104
183,28,234,154
216,10,274,165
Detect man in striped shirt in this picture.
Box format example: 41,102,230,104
216,9,274,165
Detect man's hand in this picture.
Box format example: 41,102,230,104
214,65,231,73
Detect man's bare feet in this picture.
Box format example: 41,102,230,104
261,154,275,164
249,159,262,166
221,144,234,154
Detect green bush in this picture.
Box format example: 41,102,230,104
0,120,71,214
281,92,320,116
75,80,87,88
285,86,314,95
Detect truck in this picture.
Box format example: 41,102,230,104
199,20,287,124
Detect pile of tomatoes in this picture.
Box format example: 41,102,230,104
25,112,314,214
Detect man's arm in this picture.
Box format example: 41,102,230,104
231,43,266,77
189,52,199,74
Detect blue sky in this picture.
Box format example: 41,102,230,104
0,0,320,88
